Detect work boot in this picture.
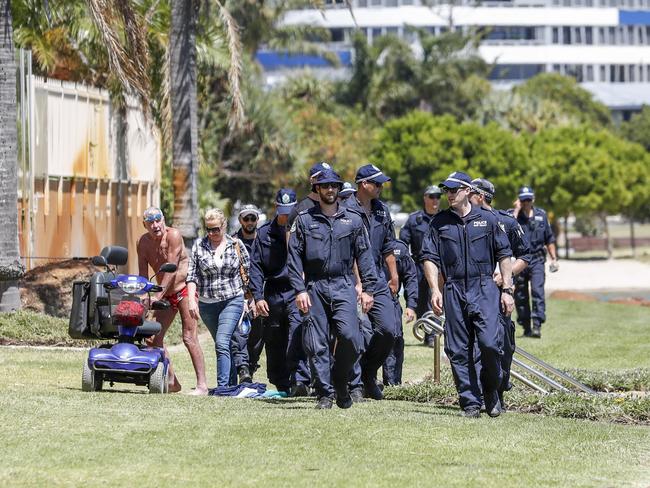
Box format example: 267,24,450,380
531,324,542,338
424,336,435,348
350,388,368,403
238,365,252,384
363,379,384,401
522,327,533,337
485,390,502,418
315,396,333,409
289,382,310,397
335,387,353,409
460,407,481,418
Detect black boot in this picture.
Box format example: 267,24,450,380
238,365,252,384
315,396,333,409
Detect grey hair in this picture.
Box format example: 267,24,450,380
204,208,227,226
143,206,164,221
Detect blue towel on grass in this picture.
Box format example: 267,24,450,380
209,382,267,398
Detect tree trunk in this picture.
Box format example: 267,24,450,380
601,213,613,260
170,0,199,248
0,0,24,311
563,215,570,260
630,218,636,258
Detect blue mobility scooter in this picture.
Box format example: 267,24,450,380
69,245,177,393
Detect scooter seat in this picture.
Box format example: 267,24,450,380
135,320,162,338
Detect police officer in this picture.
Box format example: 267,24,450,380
342,163,399,401
399,185,442,347
288,169,378,409
288,161,333,226
422,171,514,418
231,204,264,384
249,189,312,396
470,178,530,407
510,186,558,338
382,239,418,386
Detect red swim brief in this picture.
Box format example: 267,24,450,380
164,286,197,311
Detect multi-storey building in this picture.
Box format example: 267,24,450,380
257,0,650,119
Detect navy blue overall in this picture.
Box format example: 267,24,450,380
399,210,437,320
342,195,398,389
249,218,311,392
288,205,377,400
512,207,555,330
474,209,531,397
230,230,264,380
422,205,512,410
382,239,418,386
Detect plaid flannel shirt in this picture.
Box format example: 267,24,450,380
187,235,250,301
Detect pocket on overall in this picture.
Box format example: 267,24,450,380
439,232,460,266
305,231,325,261
469,233,491,265
336,231,353,262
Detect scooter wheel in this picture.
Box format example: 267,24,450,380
82,361,102,392
149,362,167,394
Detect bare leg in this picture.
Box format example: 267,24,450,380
148,308,182,392
177,298,208,394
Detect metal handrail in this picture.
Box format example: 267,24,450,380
412,314,595,395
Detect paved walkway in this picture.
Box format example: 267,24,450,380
545,259,650,291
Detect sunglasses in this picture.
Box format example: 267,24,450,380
443,186,468,194
144,214,163,223
241,215,258,223
426,194,441,200
319,183,341,190
206,226,222,234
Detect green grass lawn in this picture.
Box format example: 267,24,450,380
1,299,650,487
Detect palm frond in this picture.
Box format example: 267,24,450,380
215,0,244,129
86,0,151,117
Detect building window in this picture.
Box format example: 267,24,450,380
563,27,571,44
619,65,625,82
598,28,605,44
585,27,593,45
586,65,594,81
330,28,344,42
385,0,398,6
552,27,559,44
609,27,616,44
629,65,635,82
574,27,582,44
600,65,607,81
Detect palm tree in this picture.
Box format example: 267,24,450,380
0,0,25,311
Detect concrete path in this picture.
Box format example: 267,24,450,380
545,259,650,291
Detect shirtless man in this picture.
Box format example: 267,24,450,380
137,207,208,395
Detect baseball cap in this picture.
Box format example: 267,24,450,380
313,169,343,187
518,186,535,200
440,171,473,189
355,164,391,185
238,204,260,218
424,185,442,196
471,178,495,199
309,161,333,180
339,182,355,197
275,188,297,215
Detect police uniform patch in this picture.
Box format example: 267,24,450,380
535,215,543,221
473,220,487,227
498,222,506,233
340,218,352,225
282,194,290,204
393,249,401,256
323,162,331,170
290,222,297,233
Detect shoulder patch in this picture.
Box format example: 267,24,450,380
290,222,297,233
498,222,505,233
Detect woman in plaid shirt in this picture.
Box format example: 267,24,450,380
186,208,250,387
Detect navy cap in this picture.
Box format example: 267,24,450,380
339,182,355,197
238,204,260,218
275,188,297,215
471,178,495,199
355,164,391,184
424,185,442,196
313,168,343,187
518,186,535,200
440,171,473,189
309,161,333,180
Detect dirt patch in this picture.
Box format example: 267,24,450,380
608,297,650,307
20,259,96,318
549,290,598,302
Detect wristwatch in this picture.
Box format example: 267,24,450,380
502,287,514,296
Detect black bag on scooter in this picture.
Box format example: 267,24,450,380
69,281,93,339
